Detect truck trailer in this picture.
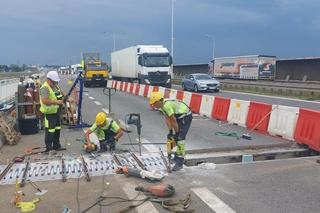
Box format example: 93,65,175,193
111,45,172,87
214,55,276,80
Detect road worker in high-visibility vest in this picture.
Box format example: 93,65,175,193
39,71,64,152
85,112,123,152
149,91,193,171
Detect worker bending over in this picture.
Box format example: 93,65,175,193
149,91,193,171
85,112,123,152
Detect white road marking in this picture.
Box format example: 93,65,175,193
191,187,236,213
221,90,320,104
94,101,101,106
88,96,95,100
115,176,159,213
84,93,89,96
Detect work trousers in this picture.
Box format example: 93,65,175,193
44,112,61,151
175,113,193,157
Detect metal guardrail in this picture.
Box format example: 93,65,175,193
0,78,20,105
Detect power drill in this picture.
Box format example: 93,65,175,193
166,137,176,164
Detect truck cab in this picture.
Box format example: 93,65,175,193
111,45,173,88
137,46,172,87
81,52,109,87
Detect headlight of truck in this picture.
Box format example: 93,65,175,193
166,79,171,83
144,79,150,84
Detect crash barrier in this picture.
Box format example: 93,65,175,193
294,108,320,152
212,96,231,121
227,99,250,127
246,102,272,134
109,80,320,152
268,105,299,141
199,95,215,117
189,93,202,114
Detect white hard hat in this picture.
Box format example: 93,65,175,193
47,71,60,82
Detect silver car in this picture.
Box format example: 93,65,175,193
182,73,220,92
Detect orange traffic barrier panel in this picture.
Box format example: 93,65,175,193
120,82,124,91
135,84,140,95
176,90,184,101
164,88,170,98
143,85,150,97
211,96,230,121
246,101,272,133
153,86,159,92
189,93,202,114
294,108,320,152
129,83,134,93
123,82,128,92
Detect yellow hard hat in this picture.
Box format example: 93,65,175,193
96,112,107,125
149,91,164,105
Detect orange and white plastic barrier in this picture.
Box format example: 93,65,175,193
227,99,250,127
268,105,299,141
212,96,231,121
199,95,215,117
294,108,320,151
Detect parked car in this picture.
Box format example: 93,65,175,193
182,73,220,92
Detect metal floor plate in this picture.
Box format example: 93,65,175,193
0,153,167,185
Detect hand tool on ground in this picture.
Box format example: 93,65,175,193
115,165,164,182
113,153,123,166
130,151,148,171
61,155,67,182
79,154,91,182
28,180,47,195
159,147,171,173
135,184,175,198
20,157,31,187
0,156,25,181
242,105,279,140
24,147,44,155
16,198,40,212
12,179,24,205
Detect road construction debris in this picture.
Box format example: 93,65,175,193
80,154,91,182
0,112,21,145
19,156,31,187
135,183,175,197
115,165,165,181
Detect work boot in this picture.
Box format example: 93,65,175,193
172,156,184,171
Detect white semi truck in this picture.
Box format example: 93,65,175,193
111,45,173,87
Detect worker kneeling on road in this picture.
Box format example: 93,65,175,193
85,112,123,152
40,71,64,152
149,91,193,171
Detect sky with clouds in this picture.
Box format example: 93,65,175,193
0,0,319,65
